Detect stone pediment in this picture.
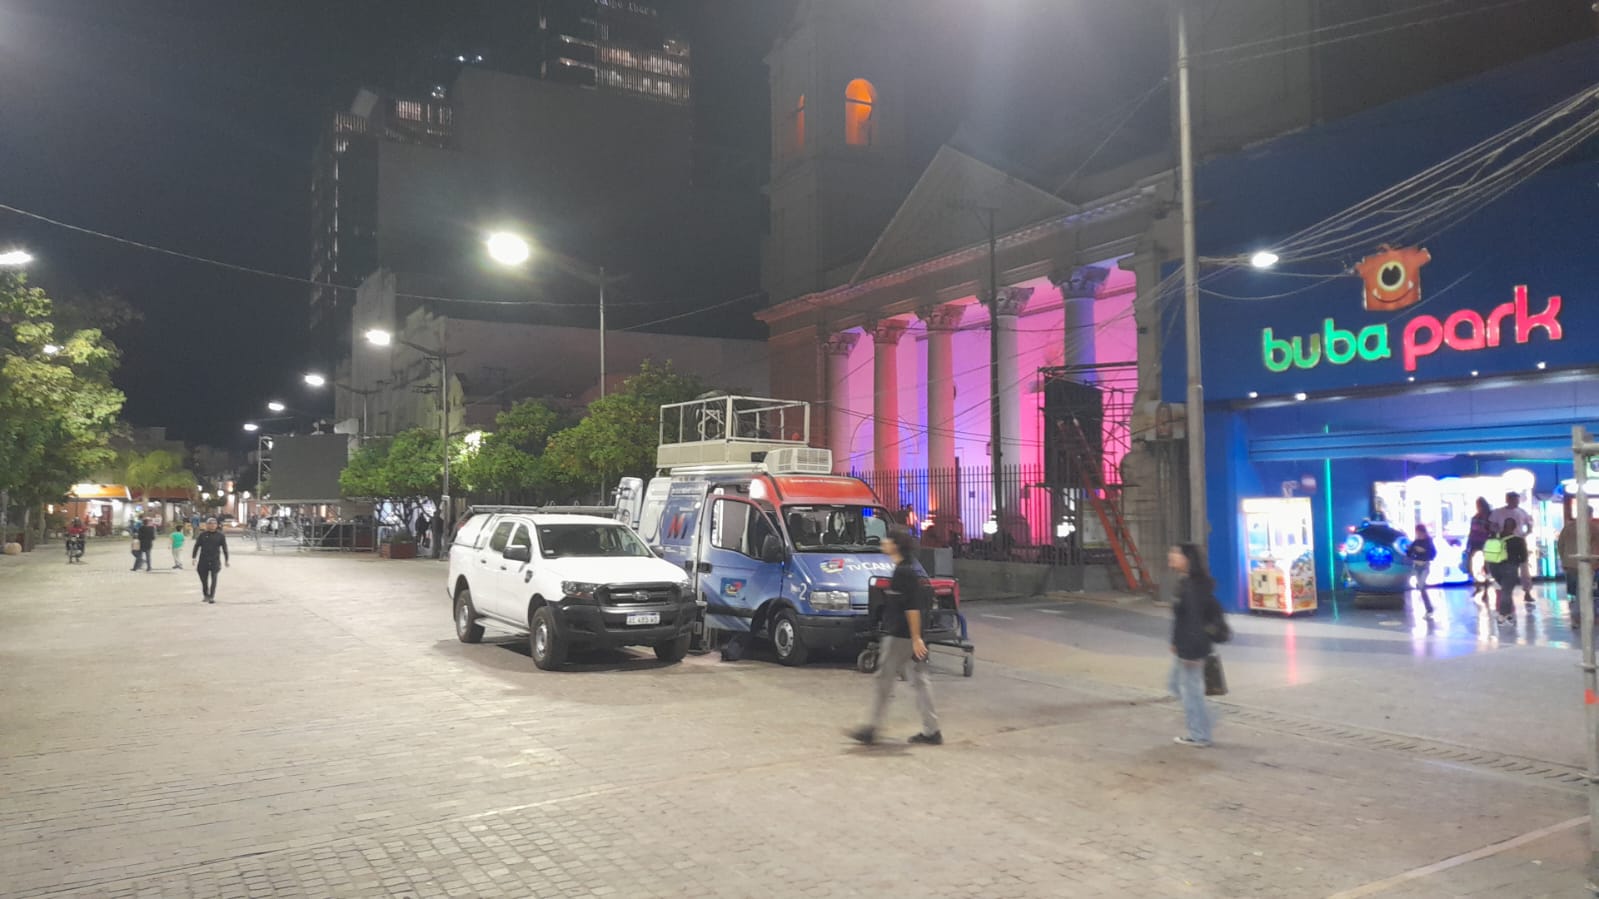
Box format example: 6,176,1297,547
850,145,1076,284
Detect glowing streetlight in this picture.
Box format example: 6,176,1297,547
267,401,286,413
485,231,532,266
41,344,60,355
0,249,33,267
303,373,327,387
242,422,260,432
364,328,393,347
1250,250,1280,269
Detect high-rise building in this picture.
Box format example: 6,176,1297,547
308,89,457,369
417,0,691,106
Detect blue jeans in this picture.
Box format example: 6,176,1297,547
1169,657,1212,744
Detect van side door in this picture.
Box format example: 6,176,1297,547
699,496,784,633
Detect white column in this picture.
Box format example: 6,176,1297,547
1056,265,1108,381
868,320,908,471
823,331,859,469
993,287,1033,465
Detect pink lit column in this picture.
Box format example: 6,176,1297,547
993,287,1033,466
868,320,908,471
823,331,859,469
917,304,964,472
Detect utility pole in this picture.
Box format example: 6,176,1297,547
986,207,1002,536
439,350,451,560
598,265,607,399
1176,0,1208,547
1574,426,1599,893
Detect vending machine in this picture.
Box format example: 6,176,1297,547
1241,496,1318,615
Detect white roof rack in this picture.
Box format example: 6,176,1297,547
656,395,812,470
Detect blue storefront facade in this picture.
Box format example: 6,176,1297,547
1163,39,1599,607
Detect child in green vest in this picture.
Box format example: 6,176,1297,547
170,525,187,570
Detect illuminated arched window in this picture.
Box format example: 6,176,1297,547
791,94,806,155
844,78,877,147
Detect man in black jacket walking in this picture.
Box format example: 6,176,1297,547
190,517,229,603
132,518,155,571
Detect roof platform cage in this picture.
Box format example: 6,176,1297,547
657,395,812,469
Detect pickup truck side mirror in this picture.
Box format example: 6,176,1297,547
760,535,786,564
503,544,532,564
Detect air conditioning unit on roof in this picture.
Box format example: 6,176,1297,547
764,447,832,475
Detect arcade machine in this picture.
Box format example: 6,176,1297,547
1340,519,1414,607
1241,496,1318,615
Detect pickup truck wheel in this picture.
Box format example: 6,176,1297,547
454,589,484,644
654,633,690,663
530,606,566,670
772,608,809,666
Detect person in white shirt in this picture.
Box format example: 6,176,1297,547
1492,492,1536,598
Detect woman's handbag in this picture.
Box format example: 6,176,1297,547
1203,654,1228,696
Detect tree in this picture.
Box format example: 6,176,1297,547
122,449,196,504
543,361,707,495
457,399,563,499
337,429,467,500
0,274,124,547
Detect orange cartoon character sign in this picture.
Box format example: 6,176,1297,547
1354,244,1431,312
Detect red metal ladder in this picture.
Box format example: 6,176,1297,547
1064,415,1157,595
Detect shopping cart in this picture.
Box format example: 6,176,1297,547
856,575,974,677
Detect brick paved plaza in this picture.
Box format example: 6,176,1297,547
1,544,1593,897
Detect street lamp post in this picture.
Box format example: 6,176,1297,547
303,373,380,438
1176,0,1208,548
366,328,452,557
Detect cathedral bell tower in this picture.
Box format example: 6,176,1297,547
762,0,909,304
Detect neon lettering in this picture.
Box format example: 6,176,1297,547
1324,319,1357,365
1260,286,1563,375
1443,309,1485,352
1514,285,1561,343
1402,316,1443,372
1263,328,1292,373
1357,325,1391,360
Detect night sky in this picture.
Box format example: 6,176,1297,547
0,1,790,447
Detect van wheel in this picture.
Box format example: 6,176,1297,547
530,607,566,670
772,608,809,666
454,588,484,644
655,633,690,663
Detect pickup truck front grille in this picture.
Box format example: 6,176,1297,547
598,583,679,605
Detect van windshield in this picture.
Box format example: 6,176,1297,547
782,505,889,553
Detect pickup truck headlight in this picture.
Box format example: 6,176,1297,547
560,581,602,603
810,590,852,611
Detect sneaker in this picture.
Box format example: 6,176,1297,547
205,597,215,604
847,727,877,746
1174,736,1212,748
908,731,943,746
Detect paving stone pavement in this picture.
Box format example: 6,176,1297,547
0,546,1592,897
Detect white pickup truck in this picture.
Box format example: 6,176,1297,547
447,508,697,670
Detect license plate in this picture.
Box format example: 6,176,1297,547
626,612,661,626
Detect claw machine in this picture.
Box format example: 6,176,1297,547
1241,496,1318,614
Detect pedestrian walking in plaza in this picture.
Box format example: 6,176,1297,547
131,518,155,571
1169,543,1224,748
1467,497,1494,604
849,525,941,747
190,517,229,603
169,525,187,570
1406,524,1437,617
1488,518,1528,624
1492,491,1536,601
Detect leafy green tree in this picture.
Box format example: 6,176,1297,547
338,438,391,498
122,449,196,503
457,399,563,498
543,361,707,494
0,274,124,546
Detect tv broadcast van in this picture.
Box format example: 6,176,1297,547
617,395,959,666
